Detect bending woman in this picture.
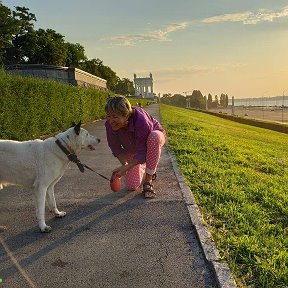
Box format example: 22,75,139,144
105,96,166,198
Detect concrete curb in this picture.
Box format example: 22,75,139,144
167,149,237,288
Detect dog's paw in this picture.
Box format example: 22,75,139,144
40,225,52,233
55,211,66,218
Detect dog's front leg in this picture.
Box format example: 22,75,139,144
46,184,66,218
34,185,52,233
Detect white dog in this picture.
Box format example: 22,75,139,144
0,121,100,232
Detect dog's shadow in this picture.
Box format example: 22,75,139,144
0,189,145,278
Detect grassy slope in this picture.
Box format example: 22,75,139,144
160,104,287,288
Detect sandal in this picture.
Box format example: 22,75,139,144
152,173,157,181
142,182,156,199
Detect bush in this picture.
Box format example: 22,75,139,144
0,69,109,140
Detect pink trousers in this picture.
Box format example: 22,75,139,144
124,130,166,190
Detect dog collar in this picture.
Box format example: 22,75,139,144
55,138,85,172
54,138,109,180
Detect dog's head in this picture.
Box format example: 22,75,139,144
60,121,101,153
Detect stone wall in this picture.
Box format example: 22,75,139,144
5,64,107,90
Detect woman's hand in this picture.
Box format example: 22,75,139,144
113,158,140,178
112,165,129,177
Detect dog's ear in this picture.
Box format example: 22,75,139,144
74,120,82,135
71,121,76,127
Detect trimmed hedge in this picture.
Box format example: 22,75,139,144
0,69,109,140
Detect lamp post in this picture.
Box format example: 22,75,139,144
183,91,193,109
261,91,270,120
282,90,288,123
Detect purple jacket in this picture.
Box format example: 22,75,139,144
105,107,165,164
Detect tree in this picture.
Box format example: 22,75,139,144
160,93,186,107
65,42,87,67
160,94,172,105
207,93,213,109
97,64,118,91
0,3,19,65
171,94,186,107
115,77,135,96
214,95,219,108
225,94,229,107
218,93,229,108
220,93,226,107
3,6,36,64
2,5,86,67
27,29,67,65
12,6,36,34
189,90,205,109
80,58,118,91
0,2,135,92
80,58,102,76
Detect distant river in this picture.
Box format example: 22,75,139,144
229,96,288,107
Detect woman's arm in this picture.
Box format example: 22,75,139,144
113,156,140,177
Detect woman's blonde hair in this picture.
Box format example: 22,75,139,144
105,96,133,117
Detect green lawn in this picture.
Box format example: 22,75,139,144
160,104,288,288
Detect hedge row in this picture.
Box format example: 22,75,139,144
0,69,110,140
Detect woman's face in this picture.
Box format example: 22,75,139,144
106,111,129,131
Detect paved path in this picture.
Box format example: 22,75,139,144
0,104,218,288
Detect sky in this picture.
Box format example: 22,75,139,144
3,0,288,99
